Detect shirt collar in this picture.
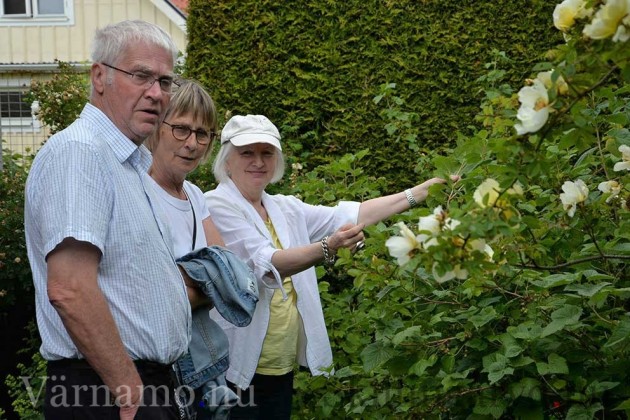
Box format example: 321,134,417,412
80,103,153,171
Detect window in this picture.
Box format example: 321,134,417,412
0,0,72,25
0,91,30,118
0,89,40,132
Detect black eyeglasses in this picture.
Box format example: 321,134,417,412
101,63,179,94
163,121,217,145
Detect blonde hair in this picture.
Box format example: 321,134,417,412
146,80,218,162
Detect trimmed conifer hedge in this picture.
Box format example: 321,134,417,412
186,0,562,189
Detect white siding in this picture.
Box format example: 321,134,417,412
0,0,187,64
0,0,187,157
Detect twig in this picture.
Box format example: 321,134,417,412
515,254,630,270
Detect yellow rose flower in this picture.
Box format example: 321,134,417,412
554,0,593,31
473,178,501,208
583,0,630,42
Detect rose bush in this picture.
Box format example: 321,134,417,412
294,1,630,418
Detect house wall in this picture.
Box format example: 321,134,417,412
0,0,187,64
1,0,187,159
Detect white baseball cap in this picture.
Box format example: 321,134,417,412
221,114,282,151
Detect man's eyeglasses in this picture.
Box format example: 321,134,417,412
163,121,217,146
101,63,179,94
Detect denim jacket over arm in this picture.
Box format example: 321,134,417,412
175,246,258,417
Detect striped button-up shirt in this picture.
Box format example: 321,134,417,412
25,103,191,364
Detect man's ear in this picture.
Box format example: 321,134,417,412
91,63,106,95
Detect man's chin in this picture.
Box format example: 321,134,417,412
139,120,160,133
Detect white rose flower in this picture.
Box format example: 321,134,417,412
432,263,468,284
418,206,442,235
468,239,494,261
583,0,630,41
444,217,461,231
613,145,630,172
507,181,524,196
385,222,421,266
559,179,589,217
613,16,630,42
536,70,569,96
473,178,501,208
598,180,622,203
554,0,593,31
514,79,550,135
417,206,443,248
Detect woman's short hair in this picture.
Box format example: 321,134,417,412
146,80,218,162
213,141,286,184
91,20,179,67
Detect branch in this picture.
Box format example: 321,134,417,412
515,254,630,271
426,385,493,413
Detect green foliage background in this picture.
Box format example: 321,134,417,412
4,1,630,419
186,0,562,191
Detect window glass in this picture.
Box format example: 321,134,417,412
3,0,27,15
37,0,63,14
0,91,31,118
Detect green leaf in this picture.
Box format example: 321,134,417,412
317,392,341,417
511,356,535,368
604,319,630,349
536,353,569,375
474,395,508,419
503,341,524,358
334,366,358,379
377,389,395,407
482,353,514,384
509,377,541,401
530,273,578,289
604,242,630,253
360,342,395,372
564,282,611,297
585,380,619,397
392,325,423,346
441,369,473,391
565,403,603,419
508,322,543,340
581,270,615,282
541,305,582,337
409,355,437,376
469,306,498,329
613,399,630,410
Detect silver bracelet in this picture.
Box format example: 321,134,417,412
321,236,336,266
405,188,418,208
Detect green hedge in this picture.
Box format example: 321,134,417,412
186,0,562,190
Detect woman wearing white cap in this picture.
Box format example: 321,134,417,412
205,114,456,419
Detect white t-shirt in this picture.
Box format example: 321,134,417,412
147,178,210,257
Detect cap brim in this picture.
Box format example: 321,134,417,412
224,133,282,151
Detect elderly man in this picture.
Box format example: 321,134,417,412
25,20,189,419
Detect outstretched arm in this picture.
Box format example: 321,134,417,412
357,176,458,226
270,223,365,278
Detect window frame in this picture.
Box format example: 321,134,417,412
0,85,41,133
0,0,73,26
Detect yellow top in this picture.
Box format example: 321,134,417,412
256,219,299,375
